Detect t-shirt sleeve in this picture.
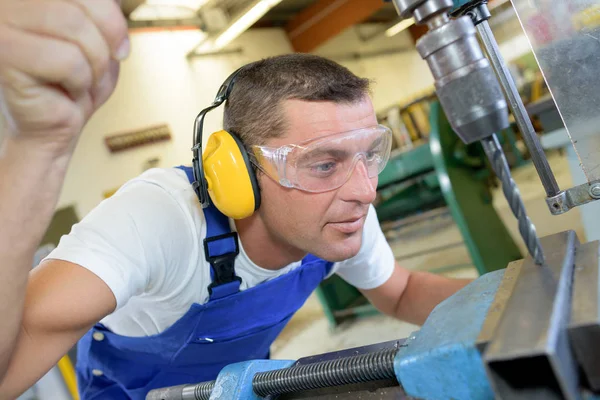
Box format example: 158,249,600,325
44,178,195,310
330,204,395,290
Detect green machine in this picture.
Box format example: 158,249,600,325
315,101,522,328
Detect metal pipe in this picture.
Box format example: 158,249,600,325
252,347,399,397
481,135,545,265
476,18,561,197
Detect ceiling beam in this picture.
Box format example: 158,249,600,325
285,0,385,53
127,17,204,31
121,0,146,17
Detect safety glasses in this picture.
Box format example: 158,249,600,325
250,125,392,193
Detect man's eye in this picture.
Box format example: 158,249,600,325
311,162,337,175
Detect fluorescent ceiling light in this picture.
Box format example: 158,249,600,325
214,0,283,49
130,0,209,20
145,0,209,10
385,18,415,37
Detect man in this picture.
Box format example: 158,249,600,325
0,0,128,387
0,5,471,400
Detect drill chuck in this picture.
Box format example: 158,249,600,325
417,16,509,144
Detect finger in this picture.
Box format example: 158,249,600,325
7,0,110,88
1,72,85,136
67,0,130,61
90,59,120,111
0,25,93,100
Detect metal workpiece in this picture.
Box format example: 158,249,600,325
485,231,581,400
145,381,215,400
476,18,561,198
416,17,509,144
475,260,523,352
546,180,600,215
252,347,399,397
568,240,600,391
481,135,545,265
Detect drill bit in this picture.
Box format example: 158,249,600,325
481,135,545,265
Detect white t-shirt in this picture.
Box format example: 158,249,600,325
45,167,395,337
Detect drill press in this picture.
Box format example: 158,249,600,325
391,0,545,265
145,1,600,399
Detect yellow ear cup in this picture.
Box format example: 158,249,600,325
203,130,260,219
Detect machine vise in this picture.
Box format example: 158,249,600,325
147,231,600,400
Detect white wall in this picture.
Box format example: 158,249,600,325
51,11,532,218
313,26,435,113
57,27,293,218
313,12,532,115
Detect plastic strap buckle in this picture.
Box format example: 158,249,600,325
204,232,242,296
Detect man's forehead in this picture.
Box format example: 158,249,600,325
268,97,377,147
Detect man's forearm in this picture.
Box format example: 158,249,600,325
395,271,472,325
0,134,72,376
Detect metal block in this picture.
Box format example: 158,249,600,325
476,260,523,352
395,269,505,400
484,231,581,400
209,359,294,400
569,240,600,391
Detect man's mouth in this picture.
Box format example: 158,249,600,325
327,215,366,234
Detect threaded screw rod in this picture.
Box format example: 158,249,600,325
191,381,215,400
252,347,398,397
145,380,215,400
481,134,545,265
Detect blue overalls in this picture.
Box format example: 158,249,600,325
75,166,334,399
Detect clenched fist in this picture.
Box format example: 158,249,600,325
0,0,129,155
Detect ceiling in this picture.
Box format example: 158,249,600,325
123,0,514,55
254,0,399,27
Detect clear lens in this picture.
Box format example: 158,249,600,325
252,125,392,192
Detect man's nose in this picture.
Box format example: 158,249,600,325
338,157,377,204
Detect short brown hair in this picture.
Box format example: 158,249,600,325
223,54,371,148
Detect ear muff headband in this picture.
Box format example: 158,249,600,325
191,66,261,219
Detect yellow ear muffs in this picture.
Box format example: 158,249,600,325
203,130,261,219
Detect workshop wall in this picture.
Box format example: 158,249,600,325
55,11,531,219
55,26,438,218
313,26,434,112
56,28,293,217
313,8,530,113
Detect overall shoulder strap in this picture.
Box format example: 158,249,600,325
175,165,242,300
301,254,336,277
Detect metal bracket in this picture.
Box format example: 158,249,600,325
546,180,600,215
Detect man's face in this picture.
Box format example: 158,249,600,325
257,97,379,262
